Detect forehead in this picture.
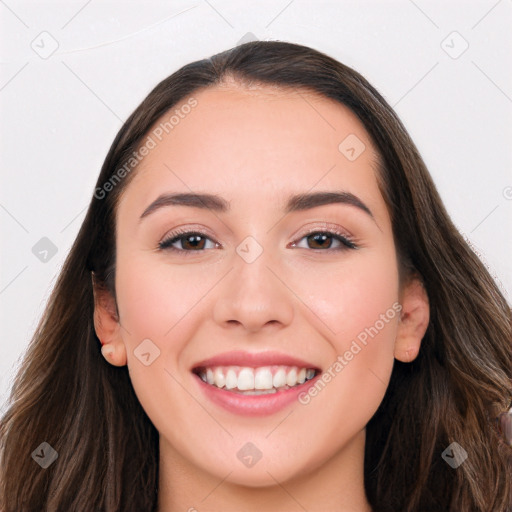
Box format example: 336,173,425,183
119,83,384,216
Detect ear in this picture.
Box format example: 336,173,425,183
394,275,430,363
92,274,127,367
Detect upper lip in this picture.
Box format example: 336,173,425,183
191,350,321,371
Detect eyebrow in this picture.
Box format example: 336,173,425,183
139,190,375,221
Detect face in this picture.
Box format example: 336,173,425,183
110,84,404,486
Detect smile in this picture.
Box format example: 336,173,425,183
194,365,318,395
190,351,322,416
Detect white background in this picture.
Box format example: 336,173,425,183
1,0,511,411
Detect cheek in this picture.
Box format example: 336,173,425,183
113,254,211,426
294,245,399,410
115,252,208,342
114,252,226,398
112,254,198,404
297,244,399,345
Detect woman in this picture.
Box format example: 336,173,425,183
1,40,510,512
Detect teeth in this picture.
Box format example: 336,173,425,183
225,368,238,389
213,368,225,388
286,368,298,387
273,368,287,388
196,365,317,393
240,389,277,395
254,367,273,390
237,368,255,390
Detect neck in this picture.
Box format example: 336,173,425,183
157,429,373,512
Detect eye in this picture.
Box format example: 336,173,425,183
158,229,218,254
291,229,357,251
158,226,358,255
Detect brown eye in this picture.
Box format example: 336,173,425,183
307,233,334,249
159,228,357,256
293,231,357,251
178,234,207,250
159,231,217,253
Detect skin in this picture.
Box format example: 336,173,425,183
94,81,430,512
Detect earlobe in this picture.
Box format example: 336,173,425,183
394,276,430,363
92,273,127,367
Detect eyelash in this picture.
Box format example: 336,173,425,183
158,226,358,255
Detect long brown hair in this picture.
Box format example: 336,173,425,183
1,40,511,512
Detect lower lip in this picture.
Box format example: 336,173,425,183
193,373,320,417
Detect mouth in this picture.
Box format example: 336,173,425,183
192,365,320,395
190,351,322,416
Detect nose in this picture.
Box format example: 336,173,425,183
213,250,294,334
